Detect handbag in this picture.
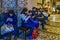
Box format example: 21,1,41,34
32,27,38,39
1,24,14,35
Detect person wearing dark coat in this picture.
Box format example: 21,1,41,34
2,10,18,40
0,8,9,39
5,10,18,35
37,10,46,30
32,7,37,16
0,8,9,27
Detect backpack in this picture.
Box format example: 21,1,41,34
32,27,38,39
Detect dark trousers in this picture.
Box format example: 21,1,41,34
41,22,44,30
39,18,46,30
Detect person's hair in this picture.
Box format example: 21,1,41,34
32,7,36,9
44,9,48,12
2,8,8,12
9,10,14,14
28,10,32,13
36,8,38,11
22,8,28,13
37,8,40,11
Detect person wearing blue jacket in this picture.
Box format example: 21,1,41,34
6,10,18,35
0,8,9,27
19,8,39,36
3,10,18,40
28,10,39,28
0,8,9,39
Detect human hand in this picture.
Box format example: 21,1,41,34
6,18,13,22
32,16,35,18
28,16,31,18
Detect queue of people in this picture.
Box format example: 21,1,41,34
0,7,50,40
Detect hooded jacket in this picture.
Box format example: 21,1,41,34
0,12,9,27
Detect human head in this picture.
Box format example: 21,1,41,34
9,10,14,16
2,8,8,13
32,7,37,11
28,10,32,15
44,9,48,13
22,8,28,15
